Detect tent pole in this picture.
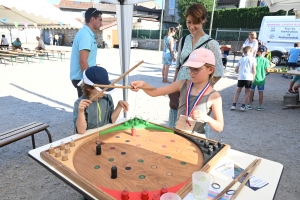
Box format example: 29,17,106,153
158,0,164,51
209,0,216,37
9,28,12,44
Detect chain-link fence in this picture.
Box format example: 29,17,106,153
215,28,260,41
132,28,260,41
132,30,167,39
132,29,217,39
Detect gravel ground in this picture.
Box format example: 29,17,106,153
0,44,299,200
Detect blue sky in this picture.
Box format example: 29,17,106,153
47,0,163,7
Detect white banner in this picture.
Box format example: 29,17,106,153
265,22,300,41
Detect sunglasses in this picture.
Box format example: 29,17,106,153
186,67,204,74
91,9,99,14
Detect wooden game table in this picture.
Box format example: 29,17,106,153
269,69,300,76
28,120,283,200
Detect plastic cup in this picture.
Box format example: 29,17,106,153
160,192,181,200
192,171,211,200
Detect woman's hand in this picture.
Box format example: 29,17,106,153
117,100,129,112
130,81,145,92
78,99,92,112
191,110,209,123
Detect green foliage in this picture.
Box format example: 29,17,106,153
177,6,294,30
205,7,294,29
177,0,214,26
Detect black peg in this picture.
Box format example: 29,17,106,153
217,142,222,148
96,144,101,155
111,165,117,179
204,140,209,148
213,144,218,151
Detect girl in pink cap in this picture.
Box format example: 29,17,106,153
131,48,224,137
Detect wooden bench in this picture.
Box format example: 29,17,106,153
0,122,52,149
0,53,18,66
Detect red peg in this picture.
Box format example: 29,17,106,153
141,188,149,200
160,186,168,196
121,188,129,200
131,127,136,136
152,193,159,200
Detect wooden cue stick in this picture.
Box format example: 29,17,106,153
230,158,261,200
93,84,156,90
90,60,144,101
213,158,260,200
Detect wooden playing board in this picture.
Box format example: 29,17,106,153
40,119,230,199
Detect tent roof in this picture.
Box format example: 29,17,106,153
0,0,83,29
263,0,300,12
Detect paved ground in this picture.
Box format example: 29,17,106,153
0,44,299,199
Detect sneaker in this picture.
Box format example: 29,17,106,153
230,105,236,110
246,105,253,110
240,106,246,111
257,106,264,111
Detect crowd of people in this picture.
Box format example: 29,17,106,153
1,34,46,51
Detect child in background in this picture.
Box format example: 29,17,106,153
230,46,256,111
287,67,300,94
248,46,270,111
131,48,224,138
73,66,129,134
287,43,300,71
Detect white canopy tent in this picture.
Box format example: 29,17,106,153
0,0,83,29
263,0,300,13
103,0,153,118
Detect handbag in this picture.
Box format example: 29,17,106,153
168,37,213,110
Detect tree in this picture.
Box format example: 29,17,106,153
177,0,215,28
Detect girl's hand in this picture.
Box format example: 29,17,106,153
191,110,209,123
118,100,129,112
78,99,92,112
130,81,145,92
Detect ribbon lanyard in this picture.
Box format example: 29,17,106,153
97,102,102,122
185,82,210,126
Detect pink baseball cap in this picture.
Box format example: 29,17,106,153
183,48,215,68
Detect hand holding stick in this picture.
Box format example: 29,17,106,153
90,60,144,101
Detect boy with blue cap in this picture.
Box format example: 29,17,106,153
73,66,129,134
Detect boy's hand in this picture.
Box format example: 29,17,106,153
130,81,145,92
191,110,209,123
118,100,129,112
78,99,92,112
235,66,239,74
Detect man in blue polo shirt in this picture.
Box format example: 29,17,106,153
70,8,103,97
12,38,23,50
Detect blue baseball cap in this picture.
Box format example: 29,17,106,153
79,66,114,93
258,46,267,52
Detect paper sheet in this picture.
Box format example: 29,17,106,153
215,162,269,191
